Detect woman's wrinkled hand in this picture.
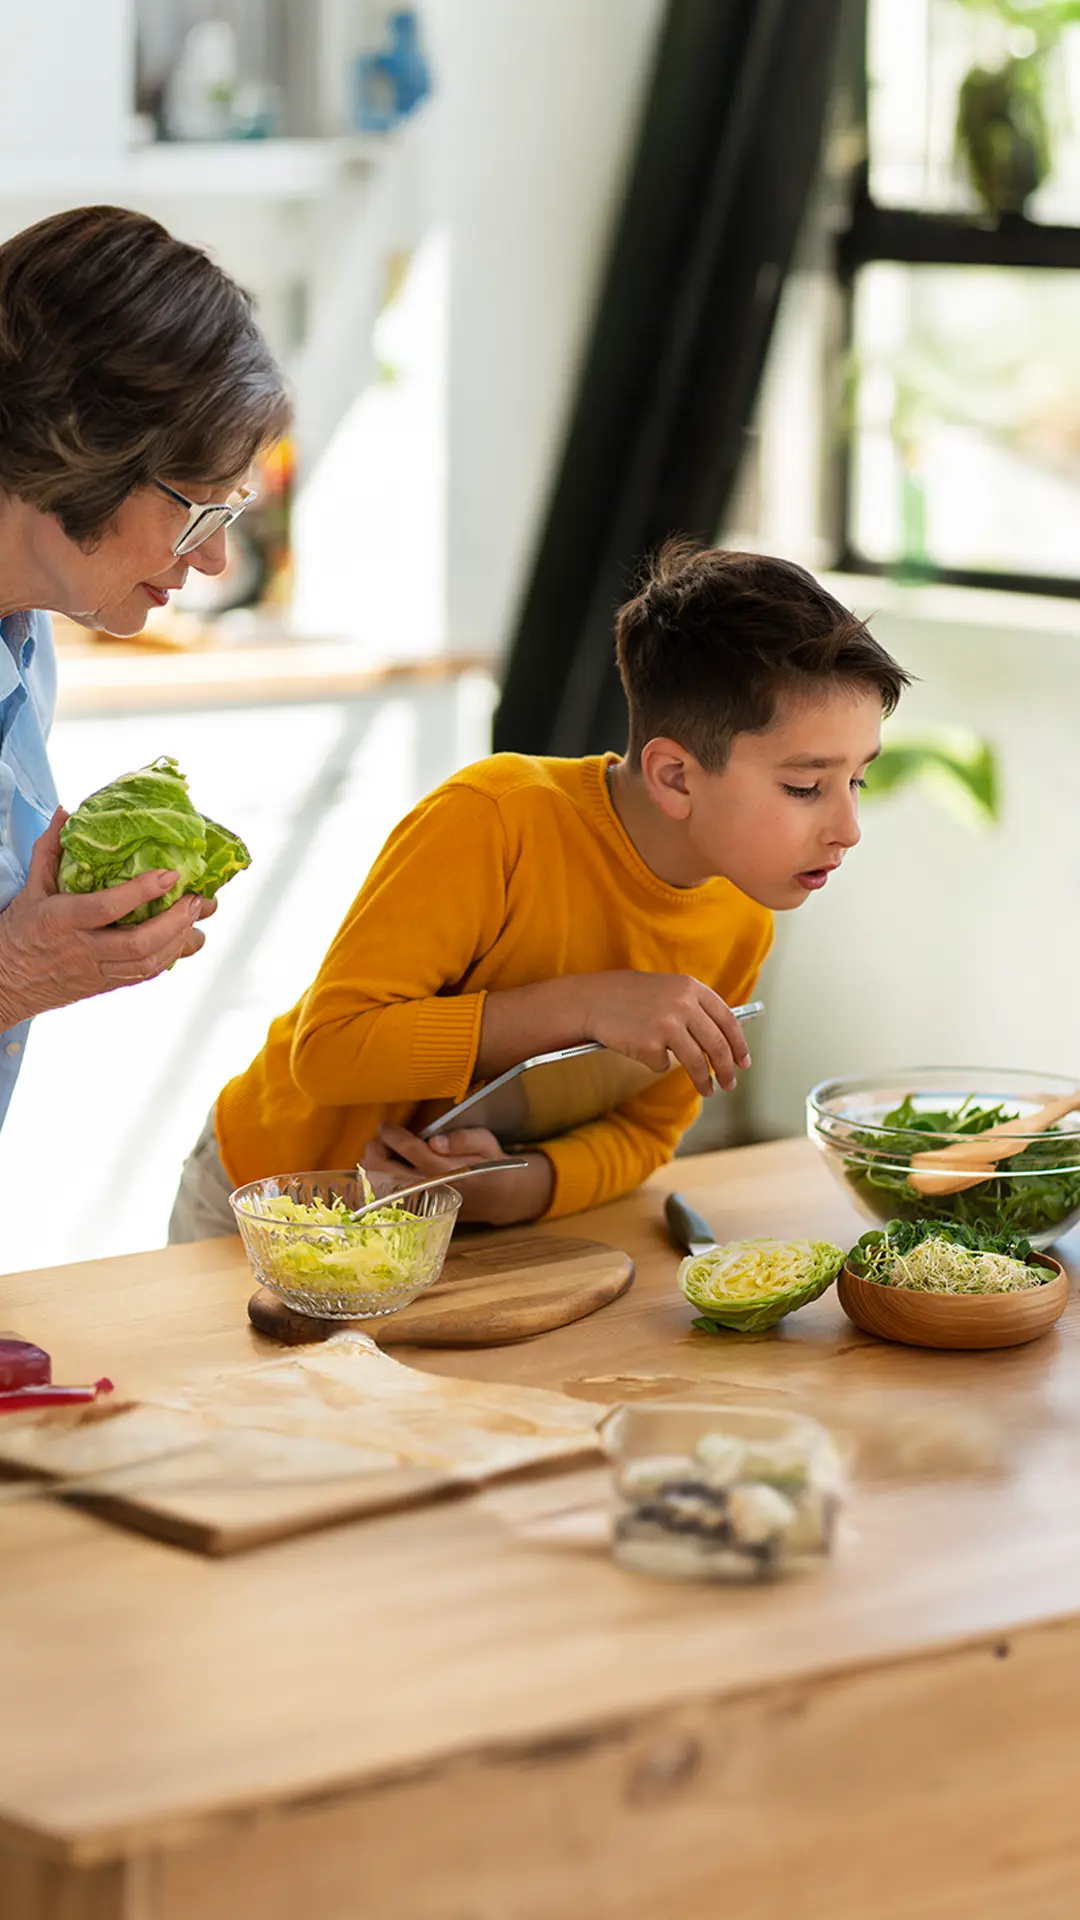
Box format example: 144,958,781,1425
0,808,216,1028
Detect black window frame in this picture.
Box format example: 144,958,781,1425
834,0,1080,600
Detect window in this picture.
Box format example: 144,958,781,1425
839,0,1080,594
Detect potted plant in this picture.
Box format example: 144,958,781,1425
951,0,1080,217
862,722,998,827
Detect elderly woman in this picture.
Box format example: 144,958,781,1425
0,204,289,1131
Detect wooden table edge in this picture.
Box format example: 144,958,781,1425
3,1604,1073,1872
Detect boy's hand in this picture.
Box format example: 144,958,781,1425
579,971,750,1097
364,1123,554,1225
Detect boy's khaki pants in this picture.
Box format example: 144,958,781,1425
168,1108,238,1243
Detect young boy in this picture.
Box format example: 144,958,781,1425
169,542,908,1239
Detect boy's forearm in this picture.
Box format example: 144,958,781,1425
293,992,486,1106
474,978,592,1078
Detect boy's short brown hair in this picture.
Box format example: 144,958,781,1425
0,205,291,545
616,540,909,769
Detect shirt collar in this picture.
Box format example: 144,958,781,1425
1,610,35,658
0,614,31,699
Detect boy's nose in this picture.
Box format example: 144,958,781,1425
830,796,862,851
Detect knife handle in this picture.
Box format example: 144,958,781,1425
664,1191,716,1254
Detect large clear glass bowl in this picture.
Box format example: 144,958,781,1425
808,1067,1080,1250
230,1169,463,1318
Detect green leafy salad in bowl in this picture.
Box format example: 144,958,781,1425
230,1169,463,1319
58,756,249,922
808,1069,1080,1249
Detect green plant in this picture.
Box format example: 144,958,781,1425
953,0,1080,38
864,725,1000,830
956,53,1051,214
950,0,1080,215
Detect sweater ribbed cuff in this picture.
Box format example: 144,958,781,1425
407,991,487,1101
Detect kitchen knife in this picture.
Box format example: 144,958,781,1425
664,1191,717,1258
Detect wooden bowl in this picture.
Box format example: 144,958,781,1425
836,1251,1068,1350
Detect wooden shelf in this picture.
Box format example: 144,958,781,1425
53,629,493,718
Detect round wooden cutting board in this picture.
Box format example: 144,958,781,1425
247,1233,635,1348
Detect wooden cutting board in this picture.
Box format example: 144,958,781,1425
247,1233,634,1348
0,1339,605,1556
0,1411,454,1557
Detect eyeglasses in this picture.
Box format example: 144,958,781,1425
154,479,258,557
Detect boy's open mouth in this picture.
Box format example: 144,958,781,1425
795,864,839,892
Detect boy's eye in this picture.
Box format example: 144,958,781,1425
782,783,819,800
852,776,867,791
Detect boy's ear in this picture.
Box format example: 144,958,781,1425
639,736,698,820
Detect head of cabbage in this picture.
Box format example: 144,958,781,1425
680,1237,845,1334
58,756,250,924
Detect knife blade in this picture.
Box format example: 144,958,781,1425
664,1191,718,1258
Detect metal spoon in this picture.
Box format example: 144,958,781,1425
355,1159,530,1218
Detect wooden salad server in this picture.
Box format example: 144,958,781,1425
907,1090,1080,1197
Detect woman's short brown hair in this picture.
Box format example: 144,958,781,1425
0,205,291,543
616,539,910,769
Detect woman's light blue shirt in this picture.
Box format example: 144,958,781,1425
0,610,58,1129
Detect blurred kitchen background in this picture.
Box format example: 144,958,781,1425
3,0,1080,1270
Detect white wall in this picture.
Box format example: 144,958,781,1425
0,0,133,153
745,577,1080,1139
289,106,448,655
441,0,665,657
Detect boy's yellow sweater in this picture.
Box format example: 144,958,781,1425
216,754,773,1218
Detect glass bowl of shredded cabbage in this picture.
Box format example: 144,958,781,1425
230,1169,463,1318
808,1067,1080,1249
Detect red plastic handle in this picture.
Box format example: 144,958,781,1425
0,1378,113,1412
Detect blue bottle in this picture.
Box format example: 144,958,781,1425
354,10,431,132
386,10,431,117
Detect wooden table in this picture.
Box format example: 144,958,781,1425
4,1139,1080,1920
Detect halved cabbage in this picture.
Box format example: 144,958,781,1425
680,1237,845,1334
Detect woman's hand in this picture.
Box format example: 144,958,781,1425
0,808,216,1028
363,1122,554,1225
